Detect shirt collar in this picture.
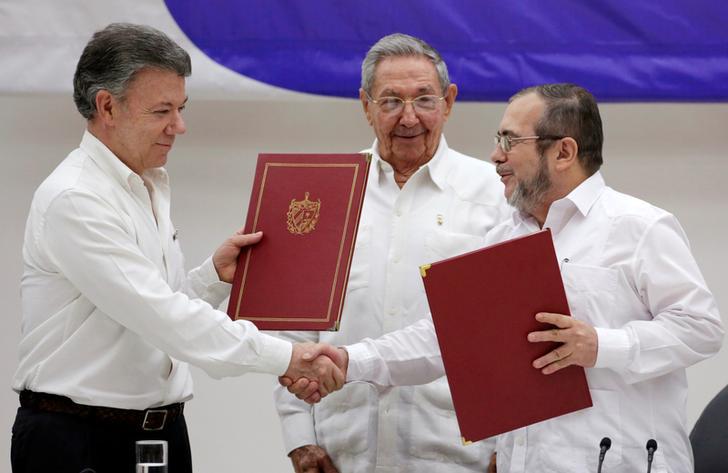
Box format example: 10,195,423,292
79,129,169,189
560,171,606,217
509,171,606,228
368,135,448,190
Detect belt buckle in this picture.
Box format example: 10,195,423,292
142,409,168,431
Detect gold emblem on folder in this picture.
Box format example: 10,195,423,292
287,192,321,235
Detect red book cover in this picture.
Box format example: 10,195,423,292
227,153,370,330
421,229,592,443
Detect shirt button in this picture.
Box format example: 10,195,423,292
387,308,396,316
395,210,402,217
516,436,525,446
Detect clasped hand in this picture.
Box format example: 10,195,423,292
282,343,349,404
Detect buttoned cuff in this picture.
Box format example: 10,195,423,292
189,256,231,307
279,410,317,454
594,327,631,370
257,333,294,376
343,342,376,382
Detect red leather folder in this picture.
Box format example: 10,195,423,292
421,229,592,443
227,153,370,330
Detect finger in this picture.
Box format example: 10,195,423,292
303,392,322,404
541,353,574,375
282,376,309,394
331,363,345,390
317,362,338,395
286,377,310,395
319,359,345,393
230,231,263,248
296,380,320,401
535,312,572,328
278,376,293,387
533,348,572,369
527,328,564,343
318,375,332,397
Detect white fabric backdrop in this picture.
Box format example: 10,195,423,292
0,0,307,99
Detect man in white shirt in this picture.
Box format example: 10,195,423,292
285,83,724,472
274,33,508,473
12,23,343,473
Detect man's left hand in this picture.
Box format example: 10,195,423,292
212,229,263,283
527,312,598,375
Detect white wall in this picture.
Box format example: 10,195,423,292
1,94,726,473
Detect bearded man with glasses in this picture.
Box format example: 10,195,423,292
286,83,723,473
274,33,509,473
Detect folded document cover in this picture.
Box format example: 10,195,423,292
421,229,592,443
227,153,370,330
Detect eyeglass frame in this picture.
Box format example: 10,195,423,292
494,132,565,153
365,92,446,114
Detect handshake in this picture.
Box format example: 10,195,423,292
281,343,349,404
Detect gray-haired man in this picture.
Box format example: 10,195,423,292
11,23,343,473
274,33,508,473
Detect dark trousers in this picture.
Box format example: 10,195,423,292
11,406,193,473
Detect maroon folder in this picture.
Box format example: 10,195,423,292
227,153,370,330
421,229,592,443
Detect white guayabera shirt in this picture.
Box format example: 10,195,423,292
275,137,510,473
346,172,723,473
15,130,292,410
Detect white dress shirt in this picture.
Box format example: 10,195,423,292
346,172,723,473
14,130,292,410
274,137,510,473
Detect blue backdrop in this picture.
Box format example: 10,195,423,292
165,0,728,102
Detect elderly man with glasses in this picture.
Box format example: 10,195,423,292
273,33,509,473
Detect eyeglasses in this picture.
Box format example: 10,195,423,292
494,132,564,152
366,93,445,114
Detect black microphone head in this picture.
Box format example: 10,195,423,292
600,437,612,450
646,439,658,451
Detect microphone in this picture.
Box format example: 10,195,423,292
646,439,658,473
597,437,611,473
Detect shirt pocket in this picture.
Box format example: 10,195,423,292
424,228,485,263
346,224,372,292
561,263,619,327
536,388,623,472
313,382,378,457
407,379,492,466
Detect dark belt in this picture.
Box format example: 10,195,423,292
19,390,184,431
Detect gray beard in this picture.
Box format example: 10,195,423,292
507,154,552,214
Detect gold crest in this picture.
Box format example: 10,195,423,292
287,192,321,235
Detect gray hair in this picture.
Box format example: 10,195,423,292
361,33,450,95
510,83,604,175
73,23,191,120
